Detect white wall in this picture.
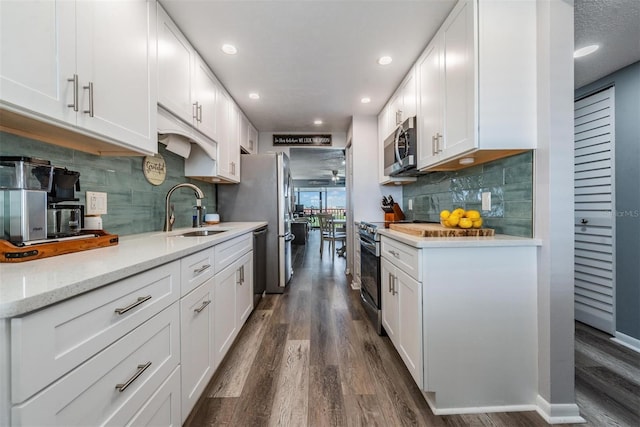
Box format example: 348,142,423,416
349,115,402,223
535,0,582,422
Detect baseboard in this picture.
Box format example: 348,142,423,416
535,395,586,424
350,281,361,290
422,391,537,416
612,331,640,354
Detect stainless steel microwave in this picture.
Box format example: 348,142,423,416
383,116,419,177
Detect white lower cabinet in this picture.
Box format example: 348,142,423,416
6,231,258,426
180,277,215,423
381,253,423,386
11,303,180,426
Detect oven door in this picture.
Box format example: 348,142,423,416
359,236,382,334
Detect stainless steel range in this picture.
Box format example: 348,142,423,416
358,221,384,335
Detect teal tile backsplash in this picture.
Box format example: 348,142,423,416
0,132,217,236
402,151,533,237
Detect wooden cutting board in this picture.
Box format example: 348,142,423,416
389,223,494,237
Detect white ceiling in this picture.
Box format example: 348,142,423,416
574,0,640,89
159,0,457,133
289,147,345,183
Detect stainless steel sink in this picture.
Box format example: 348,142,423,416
173,230,226,237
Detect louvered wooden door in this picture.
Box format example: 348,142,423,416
574,87,616,334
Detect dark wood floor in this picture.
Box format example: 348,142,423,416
185,231,638,426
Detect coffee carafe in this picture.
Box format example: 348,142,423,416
47,168,84,238
0,157,53,243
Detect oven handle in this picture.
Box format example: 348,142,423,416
359,238,377,254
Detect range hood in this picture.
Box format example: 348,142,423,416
157,106,217,160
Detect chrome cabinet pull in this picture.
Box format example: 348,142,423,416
115,361,151,392
388,250,399,258
67,74,79,111
194,299,211,313
432,135,437,155
197,103,203,122
114,295,152,315
193,264,211,275
388,273,393,293
240,265,245,283
83,82,94,117
435,132,443,153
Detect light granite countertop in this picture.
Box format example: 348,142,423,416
0,222,266,318
377,228,542,248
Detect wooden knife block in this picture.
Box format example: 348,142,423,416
384,203,405,227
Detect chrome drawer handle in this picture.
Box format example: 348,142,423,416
388,273,393,293
194,299,211,313
389,250,399,258
193,264,211,275
67,74,79,111
83,81,94,117
114,295,152,315
115,361,152,392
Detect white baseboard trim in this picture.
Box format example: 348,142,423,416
350,281,361,290
535,395,586,424
422,391,537,416
612,331,640,354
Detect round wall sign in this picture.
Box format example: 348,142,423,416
143,154,167,186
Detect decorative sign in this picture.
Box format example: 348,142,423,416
273,134,332,146
143,154,167,186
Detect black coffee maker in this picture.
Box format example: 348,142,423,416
47,168,84,237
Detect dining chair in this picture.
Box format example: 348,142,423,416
317,213,346,258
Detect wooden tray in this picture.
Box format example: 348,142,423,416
389,222,494,237
0,230,119,263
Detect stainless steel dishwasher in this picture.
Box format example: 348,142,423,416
253,226,267,306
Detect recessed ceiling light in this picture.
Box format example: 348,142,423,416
574,44,599,58
314,120,323,125
221,44,237,55
249,92,260,100
378,56,392,65
361,97,371,104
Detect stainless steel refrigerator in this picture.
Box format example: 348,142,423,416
218,152,294,293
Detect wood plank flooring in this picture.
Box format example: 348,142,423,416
185,231,639,426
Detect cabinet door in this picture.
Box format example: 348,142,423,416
215,90,231,177
396,267,423,386
180,278,215,422
381,257,398,342
0,0,75,123
442,0,475,157
236,252,254,327
417,36,444,170
157,4,193,124
125,366,181,427
214,264,237,366
401,69,417,120
75,0,157,153
248,124,259,154
193,55,217,140
227,103,241,180
239,113,249,153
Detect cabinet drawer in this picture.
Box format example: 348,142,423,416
381,237,420,281
116,365,181,427
12,303,180,426
181,247,215,296
214,233,252,273
11,261,180,403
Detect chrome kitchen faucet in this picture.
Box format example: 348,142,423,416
164,183,205,231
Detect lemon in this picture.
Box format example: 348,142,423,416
472,218,483,228
447,214,460,227
440,210,451,220
452,208,466,218
465,210,480,220
459,217,473,229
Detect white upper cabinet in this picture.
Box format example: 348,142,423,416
247,123,259,154
192,55,218,139
157,5,194,125
0,0,157,155
239,113,257,154
417,0,537,171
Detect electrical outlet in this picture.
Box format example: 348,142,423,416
86,191,107,215
408,199,413,211
481,192,491,211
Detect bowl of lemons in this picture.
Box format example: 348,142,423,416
440,208,483,229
